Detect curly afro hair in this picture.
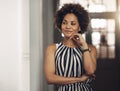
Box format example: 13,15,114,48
54,3,90,33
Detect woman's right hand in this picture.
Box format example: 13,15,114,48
80,74,96,82
80,74,89,82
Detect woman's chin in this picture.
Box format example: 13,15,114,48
64,34,72,37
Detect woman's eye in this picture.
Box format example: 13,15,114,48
71,23,76,25
62,21,67,24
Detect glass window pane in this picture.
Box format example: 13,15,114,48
92,32,100,45
107,33,115,45
88,0,116,12
91,18,115,59
107,19,115,32
59,0,116,12
88,4,106,12
108,46,115,58
59,0,73,8
103,0,116,12
100,46,108,58
91,19,107,29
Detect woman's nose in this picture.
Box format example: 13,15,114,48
66,24,70,28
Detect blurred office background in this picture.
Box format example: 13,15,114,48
0,0,120,91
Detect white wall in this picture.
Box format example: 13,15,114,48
0,0,30,91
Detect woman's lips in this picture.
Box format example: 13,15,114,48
65,30,72,34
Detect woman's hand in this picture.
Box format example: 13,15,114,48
80,74,96,82
80,74,89,82
70,33,87,47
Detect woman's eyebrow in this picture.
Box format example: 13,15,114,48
63,19,77,22
62,19,67,22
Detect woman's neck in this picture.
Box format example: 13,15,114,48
62,37,77,48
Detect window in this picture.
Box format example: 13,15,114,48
91,19,115,58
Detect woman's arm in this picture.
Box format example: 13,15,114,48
82,43,97,75
44,44,89,85
71,33,97,75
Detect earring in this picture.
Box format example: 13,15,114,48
78,28,82,34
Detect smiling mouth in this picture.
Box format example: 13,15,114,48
65,31,72,34
66,31,72,33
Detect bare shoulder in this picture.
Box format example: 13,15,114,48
46,43,56,53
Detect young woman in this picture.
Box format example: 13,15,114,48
44,3,97,91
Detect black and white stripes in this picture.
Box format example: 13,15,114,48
55,43,93,91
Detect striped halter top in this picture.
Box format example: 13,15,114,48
55,42,93,91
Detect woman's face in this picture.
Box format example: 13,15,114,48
61,13,80,38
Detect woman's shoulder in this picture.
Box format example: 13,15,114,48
47,43,56,49
46,43,57,52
